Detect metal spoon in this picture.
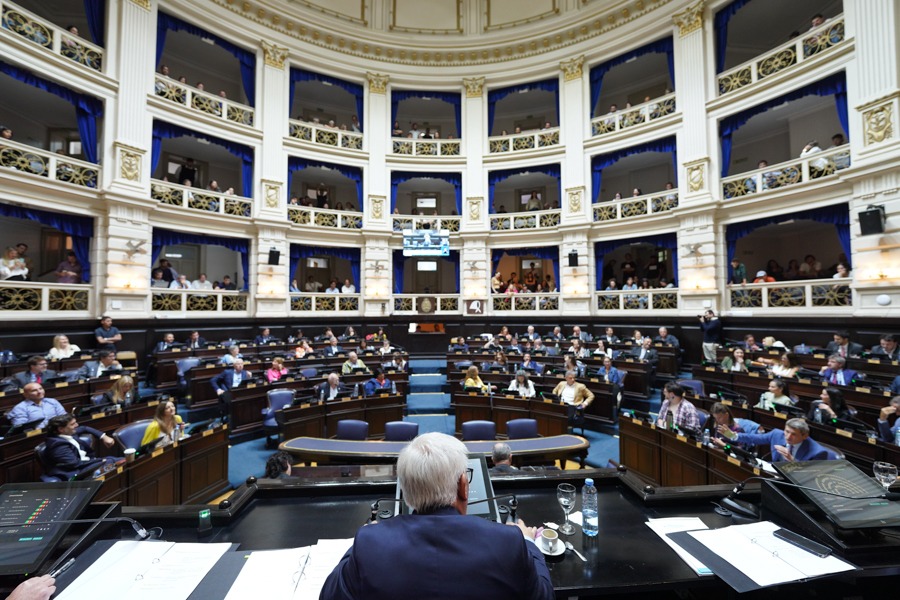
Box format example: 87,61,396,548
564,541,586,561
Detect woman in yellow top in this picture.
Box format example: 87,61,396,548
464,365,492,393
141,400,183,447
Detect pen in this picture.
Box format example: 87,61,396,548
49,558,75,578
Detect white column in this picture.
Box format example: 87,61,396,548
257,41,289,220
462,77,488,232
559,56,589,225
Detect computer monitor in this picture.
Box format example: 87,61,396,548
394,454,500,522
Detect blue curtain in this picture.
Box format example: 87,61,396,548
491,248,560,293
289,245,361,290
589,37,674,115
714,0,754,73
590,136,677,203
488,164,561,213
449,250,460,291
151,120,254,197
390,171,461,214
156,13,256,107
719,72,847,177
391,90,462,137
392,249,406,294
487,78,558,135
725,203,850,265
152,227,250,290
0,202,93,282
287,156,363,208
593,233,678,289
289,68,365,130
83,0,105,46
0,60,103,164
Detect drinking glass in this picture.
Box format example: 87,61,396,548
873,461,898,490
557,483,576,536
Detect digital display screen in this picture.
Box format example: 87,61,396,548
395,455,499,521
402,229,450,257
0,481,100,575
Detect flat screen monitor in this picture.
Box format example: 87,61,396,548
402,229,450,257
0,481,101,575
394,454,499,521
775,459,900,529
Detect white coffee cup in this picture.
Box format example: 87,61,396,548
124,448,136,463
541,528,558,552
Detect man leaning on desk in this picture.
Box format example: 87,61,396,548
714,417,831,462
320,432,554,600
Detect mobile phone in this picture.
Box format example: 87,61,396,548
773,528,832,557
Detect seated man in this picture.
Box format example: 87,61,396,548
600,327,619,345
42,413,116,480
448,337,469,352
387,352,407,372
254,327,275,345
489,442,518,474
522,325,540,341
818,354,858,386
342,351,368,374
742,334,763,352
364,368,392,396
6,383,66,429
323,337,345,356
185,330,208,349
871,334,899,361
77,350,123,379
629,337,659,367
825,330,863,358
317,373,351,401
531,338,547,355
210,358,252,418
321,432,552,600
545,326,564,342
13,356,58,387
653,327,679,348
876,396,900,443
154,332,178,353
519,353,542,374
717,418,830,462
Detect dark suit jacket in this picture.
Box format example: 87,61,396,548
820,368,858,386
877,419,900,443
315,381,351,401
321,506,553,600
629,347,659,366
736,429,830,461
871,345,900,360
654,334,680,348
254,335,274,345
77,362,123,379
13,369,58,387
210,369,251,392
323,345,345,356
185,336,208,349
43,426,104,479
825,341,864,357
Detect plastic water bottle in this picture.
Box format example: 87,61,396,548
582,478,598,537
814,406,822,424
354,383,360,397
391,380,397,395
702,429,710,447
894,427,900,447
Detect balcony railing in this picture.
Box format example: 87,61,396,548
593,190,678,222
718,15,846,96
290,293,360,312
1,1,103,71
722,146,850,199
594,288,679,311
151,289,248,313
393,295,460,314
154,76,254,127
287,206,362,230
391,138,460,157
288,119,362,151
488,127,560,154
728,279,851,310
491,294,559,312
0,282,90,313
392,215,461,232
591,93,676,137
0,138,99,189
490,209,561,231
151,179,252,217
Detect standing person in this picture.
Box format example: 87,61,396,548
699,310,721,363
320,432,553,600
55,252,82,283
729,258,747,285
94,316,122,351
14,242,33,280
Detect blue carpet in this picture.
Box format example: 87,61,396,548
407,414,455,435
408,358,446,373
228,437,270,487
582,429,620,468
406,392,451,413
408,374,445,393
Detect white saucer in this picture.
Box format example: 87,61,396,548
540,542,566,557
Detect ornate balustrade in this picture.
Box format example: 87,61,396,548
151,289,248,313
288,119,362,150
151,179,252,217
392,215,460,232
392,295,460,314
1,1,103,71
154,76,254,126
490,209,560,231
722,146,850,199
391,137,460,157
590,93,676,137
490,294,559,312
287,206,362,229
728,279,852,310
289,293,360,313
0,281,91,314
718,16,846,96
488,127,560,154
0,138,99,189
592,190,678,222
594,288,679,311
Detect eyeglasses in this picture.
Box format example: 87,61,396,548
465,467,473,483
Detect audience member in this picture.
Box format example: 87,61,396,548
216,275,237,290
729,258,747,284
0,246,28,281
799,254,822,278
42,413,116,479
94,316,122,350
54,252,82,283
6,383,66,429
169,274,190,289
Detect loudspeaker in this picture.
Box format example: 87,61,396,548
568,251,578,267
267,249,281,265
859,207,885,236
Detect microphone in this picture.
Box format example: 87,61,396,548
367,497,403,524
1,516,153,539
468,494,518,523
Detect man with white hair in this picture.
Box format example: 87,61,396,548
321,432,553,600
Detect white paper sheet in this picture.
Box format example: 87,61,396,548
646,517,713,575
292,538,354,600
224,547,311,600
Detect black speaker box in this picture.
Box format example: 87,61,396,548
267,249,281,265
859,207,885,236
568,252,578,267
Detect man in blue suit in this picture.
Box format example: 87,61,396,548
720,418,830,462
321,432,553,600
210,359,252,420
876,397,900,443
42,413,116,480
818,355,858,386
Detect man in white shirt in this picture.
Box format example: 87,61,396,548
191,273,213,290
169,274,190,289
304,276,323,293
341,278,356,294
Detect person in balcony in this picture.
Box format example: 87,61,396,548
150,269,167,288
0,247,28,281
544,274,557,292
289,279,300,293
316,184,329,208
799,254,822,278
0,127,12,139
216,275,236,290
631,188,642,197
175,158,198,188
490,271,505,294
604,104,618,127
169,274,190,290
325,279,340,294
192,273,213,291
623,276,643,307
391,121,404,137
525,191,541,211
765,259,784,280
832,262,851,280
341,278,356,294
753,270,776,283
604,278,619,292
55,252,82,284
783,258,802,280
409,123,421,139
304,275,323,293
621,253,637,282
800,140,829,173
658,277,674,288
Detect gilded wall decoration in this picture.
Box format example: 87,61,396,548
673,0,704,37
687,164,705,192
567,187,583,213
864,104,893,146
463,77,485,98
367,72,390,94
467,197,482,220
119,149,141,182
371,196,385,219
128,0,150,10
261,40,289,68
264,182,280,208
560,56,584,81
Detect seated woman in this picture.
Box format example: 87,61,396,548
47,335,82,360
507,370,535,398
490,351,509,373
464,365,492,393
708,402,762,448
264,451,293,479
755,379,795,410
219,345,243,365
294,339,315,358
378,339,394,356
370,327,387,342
563,354,585,378
100,375,139,407
356,338,372,355
807,387,854,422
761,352,800,378
497,326,512,342
266,357,288,383
656,383,700,432
140,400,184,447
567,339,590,359
721,347,748,372
340,326,358,341
592,339,608,357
